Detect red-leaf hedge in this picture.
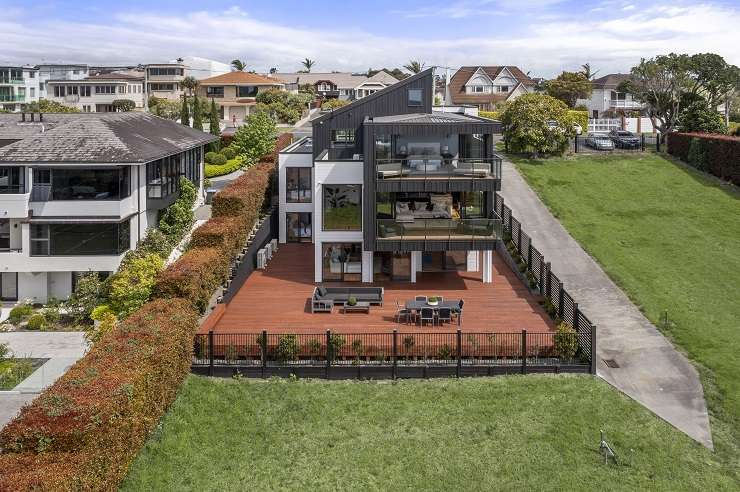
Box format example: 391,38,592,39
666,132,740,186
211,161,273,218
0,299,198,491
189,216,246,257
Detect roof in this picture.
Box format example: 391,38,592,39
367,111,494,124
275,71,398,89
47,72,144,84
591,73,635,89
199,71,285,86
449,66,535,104
0,112,216,164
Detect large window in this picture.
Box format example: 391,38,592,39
408,88,423,106
286,212,311,243
147,148,201,200
30,221,130,256
0,220,9,250
148,67,183,76
237,86,258,97
206,86,224,97
322,243,362,282
32,167,130,201
323,185,361,231
330,129,355,146
0,167,24,194
285,167,311,203
150,83,175,91
95,85,116,94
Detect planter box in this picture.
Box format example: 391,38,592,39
496,241,541,296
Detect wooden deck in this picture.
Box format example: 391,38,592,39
204,243,555,334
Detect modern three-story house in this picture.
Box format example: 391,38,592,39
0,65,40,112
279,68,503,285
0,112,214,302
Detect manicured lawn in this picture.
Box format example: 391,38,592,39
205,157,244,178
512,152,740,463
122,375,734,491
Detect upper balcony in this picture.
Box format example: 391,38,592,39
609,99,643,109
0,78,24,85
376,156,501,181
0,94,25,102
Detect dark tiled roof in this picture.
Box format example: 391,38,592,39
591,73,635,89
0,112,216,163
368,112,493,124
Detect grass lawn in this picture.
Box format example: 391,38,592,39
0,358,40,390
122,375,734,491
511,152,740,466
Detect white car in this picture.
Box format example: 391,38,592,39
585,133,615,150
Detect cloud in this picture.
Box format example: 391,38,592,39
0,2,737,77
393,0,566,18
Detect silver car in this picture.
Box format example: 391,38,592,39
585,133,615,150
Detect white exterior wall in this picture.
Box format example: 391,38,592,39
278,142,313,244
313,160,364,282
37,65,89,99
46,81,146,112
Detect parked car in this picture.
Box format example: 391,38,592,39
585,133,615,150
546,120,582,135
609,129,641,149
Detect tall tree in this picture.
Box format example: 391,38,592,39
231,59,247,71
180,76,199,96
684,53,740,108
209,98,221,152
580,63,600,80
545,71,593,108
403,60,425,74
301,58,316,73
179,96,190,127
192,94,203,131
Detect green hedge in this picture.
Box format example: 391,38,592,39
479,111,501,120
666,132,740,186
205,158,243,178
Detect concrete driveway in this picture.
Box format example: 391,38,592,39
498,158,713,448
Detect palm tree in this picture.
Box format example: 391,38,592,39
580,63,600,80
179,76,199,97
301,58,316,73
269,67,278,74
404,60,425,74
231,59,247,72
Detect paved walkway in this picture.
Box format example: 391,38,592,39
0,332,87,430
498,158,713,448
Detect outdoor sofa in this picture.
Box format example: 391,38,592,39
311,286,384,313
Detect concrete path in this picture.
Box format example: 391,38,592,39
0,332,87,429
498,159,713,448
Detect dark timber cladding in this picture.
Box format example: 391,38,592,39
311,68,434,159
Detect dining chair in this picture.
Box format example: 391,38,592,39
415,295,427,303
437,307,452,325
395,300,413,324
456,299,465,325
419,307,435,327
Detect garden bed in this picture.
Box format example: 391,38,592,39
0,358,47,390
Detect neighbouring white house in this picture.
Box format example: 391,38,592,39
196,71,286,124
0,112,215,303
177,56,231,80
446,66,536,111
45,72,146,112
36,64,89,100
276,71,399,102
0,65,40,112
577,73,644,119
144,62,187,102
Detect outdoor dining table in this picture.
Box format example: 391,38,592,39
404,299,462,326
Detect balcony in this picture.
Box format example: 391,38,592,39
376,217,502,242
376,157,502,181
609,99,642,109
0,78,24,85
0,94,24,102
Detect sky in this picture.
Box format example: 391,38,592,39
2,0,739,77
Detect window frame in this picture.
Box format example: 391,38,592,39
408,88,423,106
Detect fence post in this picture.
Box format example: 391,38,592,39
544,262,551,297
516,222,522,253
261,330,267,378
641,134,645,152
574,135,579,153
590,325,597,375
456,329,462,378
521,329,527,375
558,282,565,320
208,330,214,377
392,329,398,380
325,330,332,379
507,206,513,236
656,134,661,153
527,243,532,268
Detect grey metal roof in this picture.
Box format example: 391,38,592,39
0,112,216,164
367,111,494,124
276,71,398,90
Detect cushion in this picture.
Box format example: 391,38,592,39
317,287,327,297
413,201,426,211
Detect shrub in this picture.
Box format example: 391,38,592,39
8,304,33,323
554,322,578,360
679,100,727,134
568,110,588,134
501,93,575,156
0,341,9,361
204,151,219,164
479,111,500,120
209,153,227,165
111,99,136,112
666,132,740,186
109,253,165,318
189,216,245,257
221,146,237,160
231,111,278,165
321,99,349,110
154,247,230,313
67,272,108,324
158,177,197,242
26,314,45,331
0,299,198,490
137,228,173,259
205,158,243,178
211,162,273,218
91,304,114,321
275,335,299,362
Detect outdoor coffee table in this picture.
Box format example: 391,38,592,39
343,302,370,314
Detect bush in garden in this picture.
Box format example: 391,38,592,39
208,153,227,166
158,177,197,242
112,99,136,112
0,299,198,491
501,93,576,157
8,304,33,324
189,216,245,257
26,314,45,331
204,151,219,164
136,228,173,259
221,146,237,160
321,98,349,110
205,158,243,178
231,111,277,165
109,253,165,318
554,322,578,361
211,162,272,218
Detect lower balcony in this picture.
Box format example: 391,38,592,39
376,217,502,241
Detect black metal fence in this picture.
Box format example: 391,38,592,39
568,134,661,154
192,328,594,379
494,192,596,372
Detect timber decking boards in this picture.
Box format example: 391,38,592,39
205,243,554,334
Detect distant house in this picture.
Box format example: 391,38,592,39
276,71,399,101
196,72,285,124
144,62,187,102
578,73,644,119
447,66,536,111
46,72,146,113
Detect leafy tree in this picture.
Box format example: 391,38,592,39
231,111,277,165
209,98,221,151
180,75,199,96
501,93,576,157
109,253,164,318
298,83,316,97
231,59,247,71
254,89,311,124
192,94,203,130
24,99,79,113
149,99,180,120
179,96,190,126
321,99,349,110
67,272,108,324
545,71,592,108
404,60,425,74
684,53,740,108
580,63,600,80
112,99,136,112
301,58,316,72
679,100,727,133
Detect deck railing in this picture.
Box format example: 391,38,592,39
192,328,594,379
376,216,503,242
376,156,502,180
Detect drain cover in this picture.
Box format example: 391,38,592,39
603,359,620,368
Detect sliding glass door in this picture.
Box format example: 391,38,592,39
286,212,312,243
322,243,362,282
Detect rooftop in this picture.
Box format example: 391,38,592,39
281,136,313,154
0,112,216,164
199,71,285,86
591,73,635,89
276,71,398,89
368,111,495,124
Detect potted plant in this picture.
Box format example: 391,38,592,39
427,296,439,306
347,296,357,306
